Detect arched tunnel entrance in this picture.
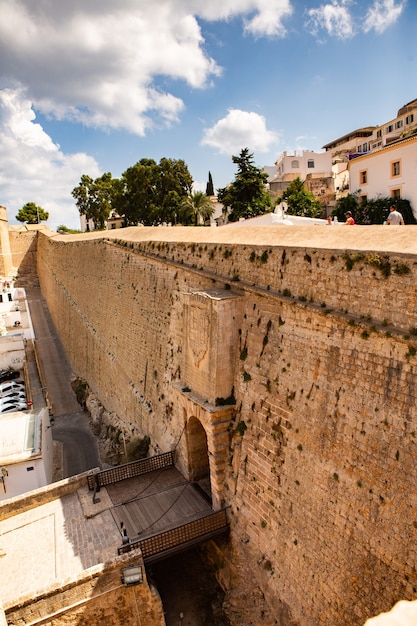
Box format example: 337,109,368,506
174,384,235,511
184,415,211,501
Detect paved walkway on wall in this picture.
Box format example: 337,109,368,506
54,223,417,255
25,287,101,478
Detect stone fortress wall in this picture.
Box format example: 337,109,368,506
34,225,417,626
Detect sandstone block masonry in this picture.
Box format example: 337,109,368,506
33,225,417,626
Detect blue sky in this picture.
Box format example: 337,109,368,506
0,0,415,231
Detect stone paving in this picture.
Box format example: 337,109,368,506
0,484,121,607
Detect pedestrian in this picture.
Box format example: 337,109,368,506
386,205,404,225
344,211,355,225
326,216,332,225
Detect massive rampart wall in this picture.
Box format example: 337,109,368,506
36,226,417,626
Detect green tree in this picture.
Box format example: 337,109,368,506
155,158,193,224
119,158,193,225
71,172,117,230
16,202,49,224
179,191,215,225
119,159,160,226
278,178,322,218
206,171,214,196
217,148,271,222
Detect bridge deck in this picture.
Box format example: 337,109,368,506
106,466,213,541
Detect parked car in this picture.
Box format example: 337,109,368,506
0,396,25,408
1,391,26,402
0,369,21,384
0,402,28,414
0,381,25,396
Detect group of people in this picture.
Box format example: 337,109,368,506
326,205,404,226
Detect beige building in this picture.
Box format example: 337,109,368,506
348,135,417,211
323,98,417,207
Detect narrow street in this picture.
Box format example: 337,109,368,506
25,287,101,477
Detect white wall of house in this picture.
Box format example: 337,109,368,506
0,408,52,501
274,150,332,181
348,136,417,217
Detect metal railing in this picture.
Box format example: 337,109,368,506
117,508,229,562
87,451,174,490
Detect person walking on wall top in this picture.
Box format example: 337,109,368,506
386,205,404,225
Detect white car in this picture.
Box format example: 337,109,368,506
0,402,28,414
0,395,26,406
0,381,25,396
1,391,26,403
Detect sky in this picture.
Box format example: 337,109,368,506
0,0,416,231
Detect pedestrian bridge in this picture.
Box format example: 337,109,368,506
87,451,229,563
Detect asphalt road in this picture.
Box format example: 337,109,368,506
26,288,101,477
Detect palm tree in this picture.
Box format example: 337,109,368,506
179,191,215,225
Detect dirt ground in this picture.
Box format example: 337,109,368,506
148,548,231,626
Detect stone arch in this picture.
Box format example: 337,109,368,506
185,415,210,482
174,384,234,510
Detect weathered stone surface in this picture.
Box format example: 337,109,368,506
23,226,417,625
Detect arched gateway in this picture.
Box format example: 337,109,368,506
173,288,243,510
173,386,234,510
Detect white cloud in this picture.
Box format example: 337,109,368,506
243,0,293,37
201,109,279,155
363,0,405,34
0,0,292,136
0,88,100,231
305,0,354,40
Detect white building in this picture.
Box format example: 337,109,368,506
323,98,417,205
273,150,333,182
0,281,52,500
348,135,417,215
0,407,53,500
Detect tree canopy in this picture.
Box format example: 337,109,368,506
179,191,215,225
206,171,214,196
72,172,119,230
278,178,322,218
118,157,193,226
217,148,271,222
16,202,49,224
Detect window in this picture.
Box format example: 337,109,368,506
291,160,299,168
395,120,403,129
391,161,401,177
391,189,401,199
357,145,362,153
7,293,12,302
376,129,382,138
307,160,314,168
363,143,368,152
386,124,393,133
360,170,367,185
406,114,414,124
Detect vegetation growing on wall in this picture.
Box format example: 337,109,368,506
72,377,88,407
120,435,150,463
